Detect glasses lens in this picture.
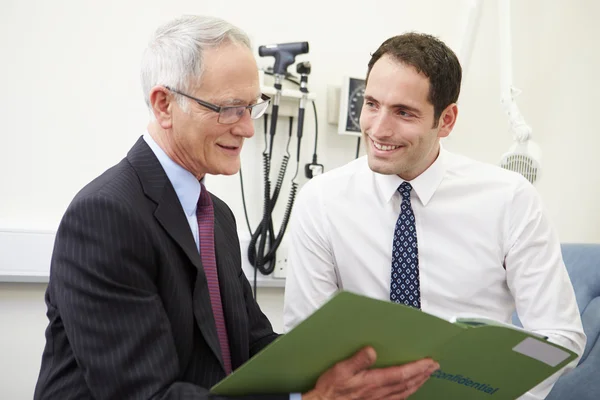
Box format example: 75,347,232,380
251,101,269,119
218,98,270,124
219,107,245,124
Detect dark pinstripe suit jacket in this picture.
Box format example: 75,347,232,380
34,137,287,400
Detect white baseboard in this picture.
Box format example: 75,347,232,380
0,229,55,282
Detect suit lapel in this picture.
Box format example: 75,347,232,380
127,137,226,373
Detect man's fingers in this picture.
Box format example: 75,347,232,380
404,373,433,398
366,358,439,388
389,358,439,381
387,371,434,399
369,362,437,400
342,346,377,375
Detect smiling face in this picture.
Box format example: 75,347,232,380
149,40,261,179
360,54,457,181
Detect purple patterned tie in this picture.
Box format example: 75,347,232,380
197,183,232,375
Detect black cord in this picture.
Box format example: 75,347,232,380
240,70,316,288
253,242,258,299
286,115,293,156
249,113,270,299
248,114,291,275
238,112,270,241
239,164,259,300
311,100,318,159
355,137,361,159
239,167,253,237
262,113,269,153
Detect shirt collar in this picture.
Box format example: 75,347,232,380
374,144,447,206
143,132,201,217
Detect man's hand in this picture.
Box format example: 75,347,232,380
302,346,438,400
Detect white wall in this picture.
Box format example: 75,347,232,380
1,0,599,398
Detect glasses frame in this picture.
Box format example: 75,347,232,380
165,86,271,124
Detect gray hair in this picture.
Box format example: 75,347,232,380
140,15,252,112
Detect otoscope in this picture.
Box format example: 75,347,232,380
295,61,311,162
258,42,309,155
248,42,309,275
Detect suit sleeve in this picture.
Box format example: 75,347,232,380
239,269,282,356
48,194,287,400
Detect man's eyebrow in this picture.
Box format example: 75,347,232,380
364,94,378,104
220,93,263,106
220,98,247,106
391,103,422,114
365,95,422,114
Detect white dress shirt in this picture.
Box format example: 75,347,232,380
283,146,586,399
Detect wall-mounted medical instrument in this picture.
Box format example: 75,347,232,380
337,76,366,137
242,41,317,284
336,76,366,159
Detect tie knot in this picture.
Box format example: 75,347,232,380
398,182,413,200
198,182,211,208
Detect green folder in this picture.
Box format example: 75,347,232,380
211,291,577,399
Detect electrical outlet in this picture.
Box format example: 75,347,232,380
273,245,288,279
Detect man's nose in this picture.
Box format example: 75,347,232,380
232,112,255,138
369,110,394,138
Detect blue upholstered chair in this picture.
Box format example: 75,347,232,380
513,243,600,399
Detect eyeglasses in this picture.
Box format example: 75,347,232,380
165,86,271,124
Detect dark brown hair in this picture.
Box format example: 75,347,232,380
367,32,462,123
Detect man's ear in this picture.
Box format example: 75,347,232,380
437,103,458,138
149,86,173,129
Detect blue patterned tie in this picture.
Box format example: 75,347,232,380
390,181,420,309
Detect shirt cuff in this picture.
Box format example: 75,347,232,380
290,393,303,400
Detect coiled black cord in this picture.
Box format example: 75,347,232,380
248,116,295,275
240,71,316,290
